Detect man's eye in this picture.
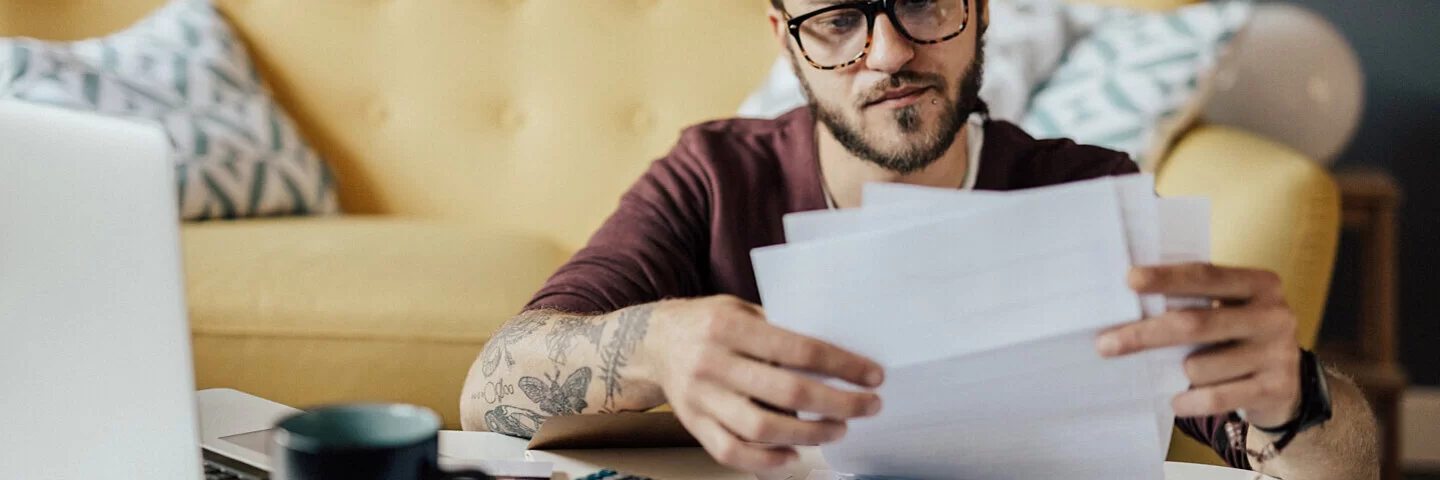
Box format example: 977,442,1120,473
817,11,864,32
896,0,937,12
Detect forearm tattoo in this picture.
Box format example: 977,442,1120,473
598,304,653,413
483,405,545,438
470,378,516,405
480,304,655,437
479,312,549,376
519,367,593,416
545,315,606,366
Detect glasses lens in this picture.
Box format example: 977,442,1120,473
895,0,967,41
797,8,870,67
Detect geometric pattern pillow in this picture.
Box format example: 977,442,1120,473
1021,0,1253,168
0,0,338,220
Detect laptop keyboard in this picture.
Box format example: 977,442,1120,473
202,449,268,480
203,459,264,480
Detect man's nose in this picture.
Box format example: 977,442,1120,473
864,15,915,74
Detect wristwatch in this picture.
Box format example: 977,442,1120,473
1234,348,1334,458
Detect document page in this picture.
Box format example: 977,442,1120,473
751,176,1214,478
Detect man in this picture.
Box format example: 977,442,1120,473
461,0,1379,477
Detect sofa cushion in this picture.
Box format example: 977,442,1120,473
0,0,337,220
182,218,569,427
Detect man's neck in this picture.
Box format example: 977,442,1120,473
816,122,970,209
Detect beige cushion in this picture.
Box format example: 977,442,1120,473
183,218,567,427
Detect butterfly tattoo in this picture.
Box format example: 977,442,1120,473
518,367,592,416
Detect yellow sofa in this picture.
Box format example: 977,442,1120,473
2,0,1337,465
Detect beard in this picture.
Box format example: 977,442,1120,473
793,40,986,175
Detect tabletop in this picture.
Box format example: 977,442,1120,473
436,430,1275,480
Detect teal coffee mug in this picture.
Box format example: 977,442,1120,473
271,403,490,480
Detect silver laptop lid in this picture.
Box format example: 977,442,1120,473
0,100,200,479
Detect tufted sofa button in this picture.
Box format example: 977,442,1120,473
499,104,526,132
366,101,391,123
630,106,654,134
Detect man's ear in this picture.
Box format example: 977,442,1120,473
981,0,990,29
768,7,789,51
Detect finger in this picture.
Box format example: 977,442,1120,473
1172,376,1263,418
710,313,884,388
699,382,850,446
679,410,798,472
1181,342,1268,387
1130,264,1284,302
1097,307,1272,357
702,353,882,420
1171,370,1298,420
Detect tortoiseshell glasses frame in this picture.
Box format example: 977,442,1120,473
784,0,971,70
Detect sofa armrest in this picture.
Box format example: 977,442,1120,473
181,217,568,428
1157,126,1341,348
1156,126,1341,465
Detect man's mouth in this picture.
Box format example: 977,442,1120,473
865,86,933,109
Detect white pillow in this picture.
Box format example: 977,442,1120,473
738,0,1082,123
1021,1,1253,167
0,0,338,220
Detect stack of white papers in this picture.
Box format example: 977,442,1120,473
750,174,1210,479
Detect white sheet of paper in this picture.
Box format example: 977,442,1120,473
1111,179,1192,453
854,177,1208,455
854,176,1159,317
753,178,1139,367
1159,197,1213,310
752,179,1167,478
805,463,1278,480
820,330,1164,480
1143,196,1213,449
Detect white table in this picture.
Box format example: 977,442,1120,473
437,430,1274,480
195,390,1271,480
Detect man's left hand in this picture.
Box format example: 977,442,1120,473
1096,263,1302,428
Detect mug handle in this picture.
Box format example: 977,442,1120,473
435,468,492,480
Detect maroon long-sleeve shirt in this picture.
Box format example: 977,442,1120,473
524,106,1249,469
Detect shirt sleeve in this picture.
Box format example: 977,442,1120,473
524,146,713,315
1176,415,1253,470
1016,135,1143,188
1056,140,1140,181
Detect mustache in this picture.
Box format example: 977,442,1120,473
858,71,948,107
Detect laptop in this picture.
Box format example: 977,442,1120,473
0,99,279,479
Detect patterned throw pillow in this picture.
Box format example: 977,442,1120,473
1021,1,1253,169
0,0,338,220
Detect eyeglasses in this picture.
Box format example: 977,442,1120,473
785,0,971,70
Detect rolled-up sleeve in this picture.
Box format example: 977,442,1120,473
525,146,713,315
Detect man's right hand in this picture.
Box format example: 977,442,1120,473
644,295,886,472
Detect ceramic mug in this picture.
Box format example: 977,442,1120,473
271,403,490,480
